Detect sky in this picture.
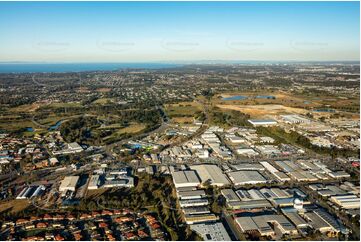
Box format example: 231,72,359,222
0,1,359,63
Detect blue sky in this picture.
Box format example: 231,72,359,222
0,1,359,62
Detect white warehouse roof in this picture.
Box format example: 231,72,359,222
227,171,267,186
59,176,79,192
172,170,201,188
190,164,230,187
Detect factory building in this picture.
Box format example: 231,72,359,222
179,198,209,208
190,222,231,240
184,214,218,225
172,170,201,188
227,170,267,186
328,171,351,179
231,163,265,171
182,206,210,215
304,210,340,235
329,194,360,209
190,164,230,187
255,145,281,156
260,161,291,182
248,119,278,127
103,177,134,188
177,189,206,200
236,148,259,157
235,214,297,237
59,176,79,192
87,175,101,190
16,186,45,200
281,115,310,124
221,189,242,209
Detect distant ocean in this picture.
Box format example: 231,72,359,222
0,63,181,73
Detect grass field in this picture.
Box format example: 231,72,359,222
45,102,82,108
92,98,116,104
102,123,146,142
0,119,35,131
171,117,194,124
10,103,41,112
117,123,146,134
164,101,202,117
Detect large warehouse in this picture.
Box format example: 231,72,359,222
236,214,297,236
227,170,267,186
190,164,230,187
248,119,277,127
59,176,79,192
190,222,231,241
172,170,201,188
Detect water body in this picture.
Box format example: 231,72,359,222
26,127,34,132
0,63,181,73
255,95,276,99
222,95,248,101
222,95,276,101
314,108,336,113
48,120,63,131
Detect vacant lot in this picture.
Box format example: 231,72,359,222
117,123,146,134
171,117,194,124
0,199,31,214
92,98,116,104
165,101,202,117
217,104,307,118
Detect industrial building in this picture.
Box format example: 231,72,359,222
260,161,291,182
182,206,211,215
248,119,278,127
177,189,206,200
221,189,242,209
190,164,230,187
328,171,351,179
59,176,79,192
172,170,201,188
329,194,360,209
103,177,134,188
179,198,209,208
227,170,267,186
288,171,318,182
255,145,281,156
16,185,45,200
190,222,231,241
184,214,218,225
304,210,341,235
53,142,83,155
236,148,259,157
231,163,265,171
281,114,310,124
235,214,297,237
88,175,101,190
236,189,266,201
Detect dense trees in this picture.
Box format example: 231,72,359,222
209,108,250,127
59,109,161,145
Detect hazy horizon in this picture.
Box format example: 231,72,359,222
0,1,359,62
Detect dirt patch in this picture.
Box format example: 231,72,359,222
117,123,146,134
171,117,194,124
0,199,31,214
217,104,308,118
96,88,112,93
